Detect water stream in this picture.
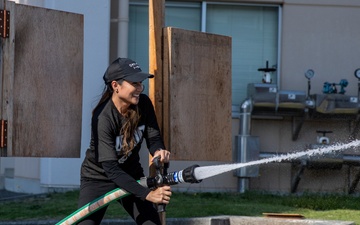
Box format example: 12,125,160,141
193,139,360,180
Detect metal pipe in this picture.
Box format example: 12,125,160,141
343,155,360,166
259,151,360,193
117,0,129,57
237,99,254,193
239,98,253,135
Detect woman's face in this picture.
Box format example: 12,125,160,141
113,80,144,106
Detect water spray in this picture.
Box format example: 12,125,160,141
193,139,360,181
57,140,360,225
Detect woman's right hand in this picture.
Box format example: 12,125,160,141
145,185,172,204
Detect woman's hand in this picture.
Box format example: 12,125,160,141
153,149,170,163
145,186,172,204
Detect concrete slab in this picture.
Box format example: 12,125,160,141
102,216,355,225
0,216,355,225
229,216,355,225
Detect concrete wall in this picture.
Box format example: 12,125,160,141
281,1,360,94
247,0,360,194
167,0,360,195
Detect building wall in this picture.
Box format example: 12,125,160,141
281,1,360,94
1,0,360,195
247,0,360,194
166,0,360,194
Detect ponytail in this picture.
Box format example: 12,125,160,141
93,85,112,115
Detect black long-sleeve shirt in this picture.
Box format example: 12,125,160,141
80,94,165,200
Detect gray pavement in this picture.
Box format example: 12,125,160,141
0,189,34,202
0,189,48,203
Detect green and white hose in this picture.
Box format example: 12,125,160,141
56,187,130,225
56,164,200,225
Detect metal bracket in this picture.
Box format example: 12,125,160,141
0,10,10,38
292,116,304,141
291,160,307,193
349,115,360,139
349,167,360,194
0,120,8,148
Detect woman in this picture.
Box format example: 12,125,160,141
78,57,172,225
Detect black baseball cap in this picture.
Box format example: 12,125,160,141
103,58,154,84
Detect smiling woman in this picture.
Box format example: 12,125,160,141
77,57,172,225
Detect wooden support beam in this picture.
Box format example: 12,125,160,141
149,1,166,224
149,0,164,132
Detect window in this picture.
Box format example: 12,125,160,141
165,2,201,31
128,1,279,104
206,3,279,106
128,2,201,94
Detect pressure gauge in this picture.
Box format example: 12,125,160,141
354,68,360,79
305,69,314,79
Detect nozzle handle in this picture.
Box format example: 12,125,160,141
152,156,169,213
152,156,169,171
157,203,166,213
152,156,161,169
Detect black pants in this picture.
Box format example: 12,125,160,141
77,179,161,225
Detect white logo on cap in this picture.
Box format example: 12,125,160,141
129,63,141,70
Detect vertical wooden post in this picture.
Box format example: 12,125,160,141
149,1,166,224
149,0,164,127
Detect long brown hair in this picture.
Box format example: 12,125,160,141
94,81,141,156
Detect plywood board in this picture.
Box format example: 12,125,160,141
1,2,83,157
163,27,232,161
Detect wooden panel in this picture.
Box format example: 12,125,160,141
163,27,232,162
1,2,83,157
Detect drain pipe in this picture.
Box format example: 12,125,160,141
117,0,129,57
236,98,259,193
238,99,252,193
239,99,253,135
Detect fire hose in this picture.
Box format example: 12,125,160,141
53,140,360,224
56,157,201,225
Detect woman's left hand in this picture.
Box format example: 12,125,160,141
153,149,171,163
